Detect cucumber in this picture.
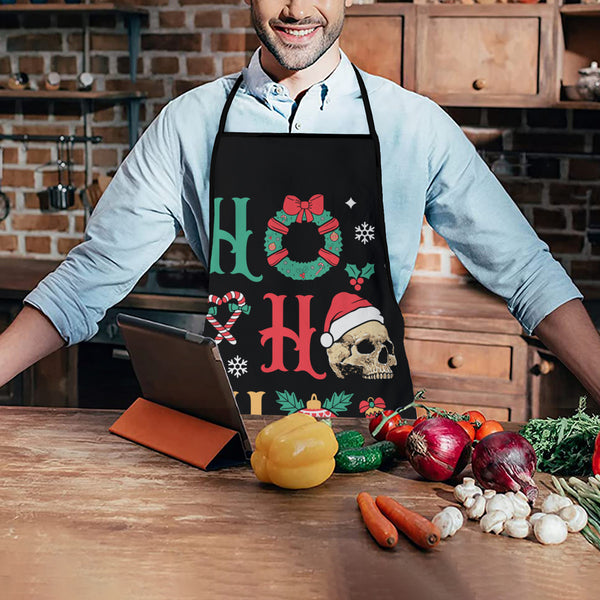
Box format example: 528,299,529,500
335,430,365,452
372,440,397,463
335,445,383,473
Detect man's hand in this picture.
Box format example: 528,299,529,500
0,305,66,388
533,299,600,407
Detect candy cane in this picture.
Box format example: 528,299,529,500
207,291,246,345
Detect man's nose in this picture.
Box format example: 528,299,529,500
281,0,314,21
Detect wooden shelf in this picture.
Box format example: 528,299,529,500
560,4,600,17
0,89,146,101
553,99,600,109
0,3,146,15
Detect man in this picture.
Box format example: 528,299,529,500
1,0,599,416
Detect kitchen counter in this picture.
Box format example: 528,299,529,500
1,408,597,600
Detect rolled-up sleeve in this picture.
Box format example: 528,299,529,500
24,104,184,345
423,101,582,335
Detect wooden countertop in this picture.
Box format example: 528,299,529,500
0,408,597,599
0,257,518,332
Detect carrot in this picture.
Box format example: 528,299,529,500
356,492,398,549
375,495,441,550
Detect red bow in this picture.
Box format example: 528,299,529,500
359,397,386,416
283,194,324,223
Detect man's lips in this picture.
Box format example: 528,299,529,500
272,24,322,43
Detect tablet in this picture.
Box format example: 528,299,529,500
116,313,252,458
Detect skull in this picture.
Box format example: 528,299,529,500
326,320,397,379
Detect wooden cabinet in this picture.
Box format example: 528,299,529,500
344,3,565,109
415,4,556,107
0,300,22,405
401,281,596,421
401,282,530,421
340,4,415,90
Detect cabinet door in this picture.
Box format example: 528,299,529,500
415,5,555,107
341,5,415,89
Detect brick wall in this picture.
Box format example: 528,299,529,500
1,1,599,295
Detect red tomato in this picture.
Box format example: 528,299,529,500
369,410,403,441
475,420,504,441
462,410,487,429
386,424,414,458
413,416,428,427
457,420,476,441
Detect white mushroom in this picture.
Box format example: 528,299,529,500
480,510,507,534
454,478,482,505
432,506,464,539
504,518,532,539
534,514,568,545
541,493,573,514
483,489,496,500
528,512,546,526
464,494,486,520
506,491,531,519
486,494,515,520
558,505,588,533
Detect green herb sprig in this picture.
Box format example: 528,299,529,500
520,397,600,476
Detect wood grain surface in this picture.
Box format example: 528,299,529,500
0,408,598,600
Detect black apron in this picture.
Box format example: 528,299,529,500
207,65,414,419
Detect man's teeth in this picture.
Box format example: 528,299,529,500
282,28,316,37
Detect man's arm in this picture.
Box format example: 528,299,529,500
0,306,65,388
533,299,600,406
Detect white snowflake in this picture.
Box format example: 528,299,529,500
227,355,248,379
355,221,375,244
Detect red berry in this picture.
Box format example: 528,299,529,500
354,285,361,291
357,277,364,284
350,278,356,285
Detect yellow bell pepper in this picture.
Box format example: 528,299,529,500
250,412,338,489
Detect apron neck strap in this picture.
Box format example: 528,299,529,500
218,74,244,135
218,64,376,137
352,64,377,139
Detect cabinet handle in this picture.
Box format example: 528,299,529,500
449,354,464,369
473,79,486,91
538,359,554,375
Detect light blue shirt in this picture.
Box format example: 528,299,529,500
25,50,582,344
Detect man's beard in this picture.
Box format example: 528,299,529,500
251,8,344,71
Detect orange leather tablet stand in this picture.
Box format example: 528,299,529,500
109,397,246,470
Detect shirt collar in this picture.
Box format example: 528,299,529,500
241,47,360,107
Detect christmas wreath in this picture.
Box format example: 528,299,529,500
264,194,343,281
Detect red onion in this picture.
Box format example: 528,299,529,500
471,431,538,503
406,417,472,481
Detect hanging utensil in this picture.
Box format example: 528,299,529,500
0,148,9,222
64,137,76,208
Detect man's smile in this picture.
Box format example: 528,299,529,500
272,23,323,44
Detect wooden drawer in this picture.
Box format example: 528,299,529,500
341,4,415,89
415,4,555,107
411,388,525,422
405,327,528,396
406,338,511,380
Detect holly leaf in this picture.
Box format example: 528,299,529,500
360,263,375,279
345,263,361,278
275,390,304,414
322,391,354,415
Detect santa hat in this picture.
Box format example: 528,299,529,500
320,292,384,348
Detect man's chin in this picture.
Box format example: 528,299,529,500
270,46,327,71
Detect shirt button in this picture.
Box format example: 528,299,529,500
273,86,282,95
294,122,302,131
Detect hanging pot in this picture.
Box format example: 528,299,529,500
47,138,75,210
